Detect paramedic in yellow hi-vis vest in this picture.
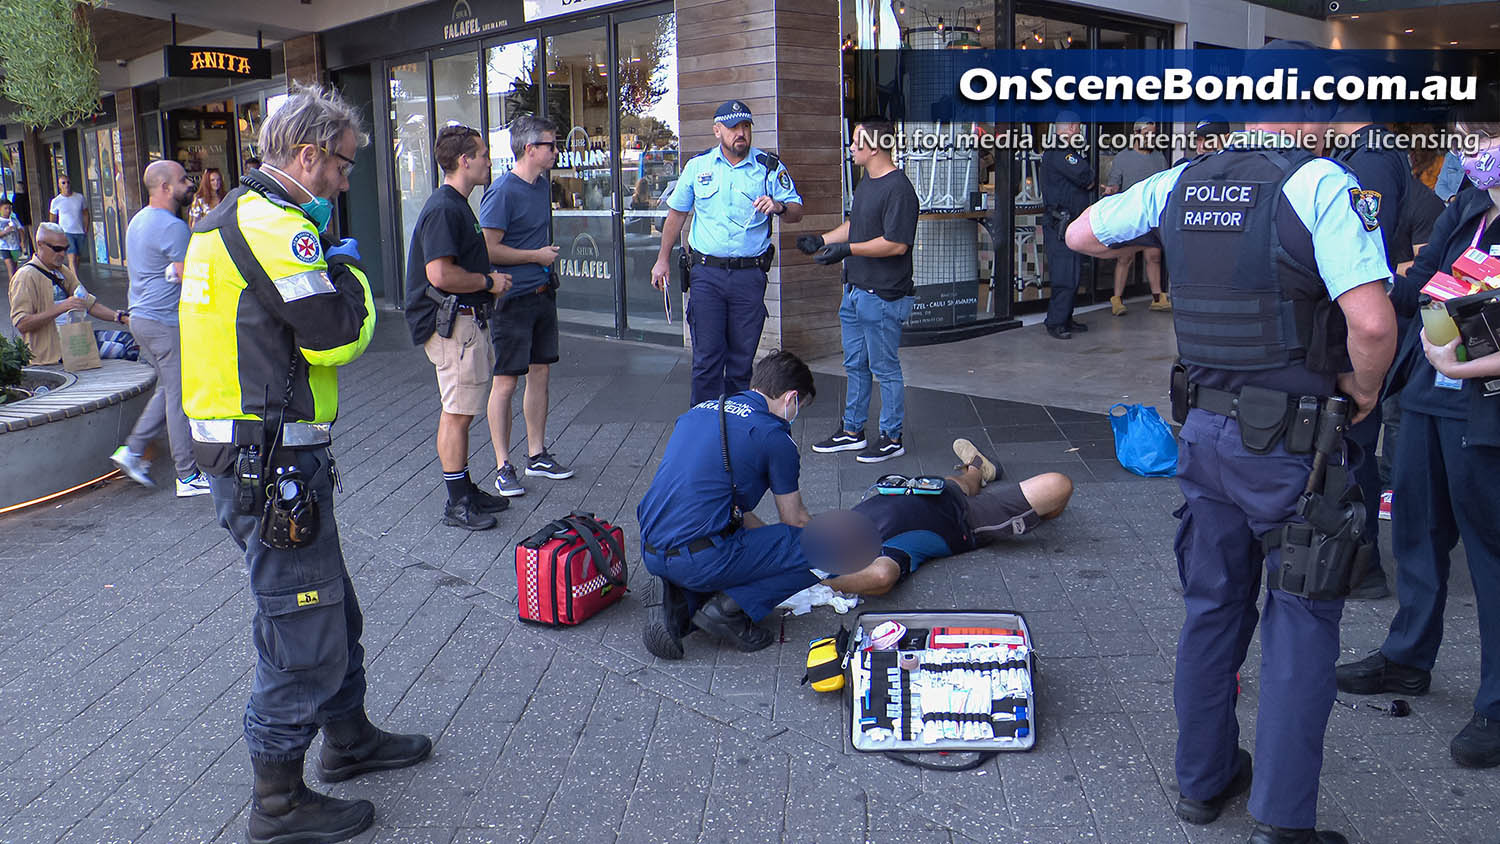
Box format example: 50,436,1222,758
179,83,430,844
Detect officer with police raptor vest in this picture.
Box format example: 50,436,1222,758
180,84,433,844
1067,112,1397,842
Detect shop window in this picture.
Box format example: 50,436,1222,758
433,50,483,218
486,38,541,181
618,12,679,336
390,60,433,279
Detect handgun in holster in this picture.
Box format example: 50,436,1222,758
678,247,691,292
424,286,459,338
1262,396,1373,600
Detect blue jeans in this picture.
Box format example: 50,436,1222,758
840,286,912,439
64,232,86,256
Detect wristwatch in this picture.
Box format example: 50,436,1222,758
773,201,787,216
483,274,494,292
115,309,128,324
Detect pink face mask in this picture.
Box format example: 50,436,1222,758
1462,145,1500,191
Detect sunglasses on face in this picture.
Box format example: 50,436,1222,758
40,242,68,254
529,141,557,149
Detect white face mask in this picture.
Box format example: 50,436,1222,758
786,393,799,425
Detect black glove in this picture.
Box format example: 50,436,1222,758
796,234,825,255
813,242,852,265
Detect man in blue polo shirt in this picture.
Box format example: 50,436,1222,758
638,351,816,659
649,100,804,405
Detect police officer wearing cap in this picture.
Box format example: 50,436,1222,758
1175,117,1233,167
651,101,803,405
1068,116,1397,843
1040,111,1095,339
181,84,431,844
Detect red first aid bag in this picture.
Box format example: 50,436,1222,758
515,512,628,625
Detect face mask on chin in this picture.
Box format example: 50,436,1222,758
261,163,334,233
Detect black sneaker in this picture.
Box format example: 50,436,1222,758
495,462,525,497
1046,324,1072,340
1335,650,1431,696
1451,712,1500,769
812,428,867,453
443,497,497,531
466,483,510,514
1175,747,1251,824
525,450,575,479
1067,319,1089,332
856,434,905,463
1247,823,1348,844
692,593,772,652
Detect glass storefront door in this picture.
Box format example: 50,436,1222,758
390,58,433,279
433,49,484,218
547,25,620,335
618,12,680,337
486,37,541,181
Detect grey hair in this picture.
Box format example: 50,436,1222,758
36,221,66,239
509,115,558,160
259,82,370,168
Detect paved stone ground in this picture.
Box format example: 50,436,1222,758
1,293,1495,843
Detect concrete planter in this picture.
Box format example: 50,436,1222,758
0,361,156,510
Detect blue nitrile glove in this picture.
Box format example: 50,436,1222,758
325,238,360,262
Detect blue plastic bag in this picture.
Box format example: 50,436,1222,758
1109,403,1177,477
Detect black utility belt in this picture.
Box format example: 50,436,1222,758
845,283,910,302
642,523,739,559
1184,382,1330,454
690,248,774,271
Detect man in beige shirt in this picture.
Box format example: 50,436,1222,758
8,222,127,365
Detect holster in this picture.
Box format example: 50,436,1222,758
678,247,690,292
1235,386,1289,454
425,286,458,338
757,244,776,273
1169,360,1189,424
259,458,320,551
1262,463,1373,600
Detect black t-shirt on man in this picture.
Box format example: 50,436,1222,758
844,169,919,300
404,185,493,345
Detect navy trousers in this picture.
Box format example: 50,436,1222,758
1043,220,1081,329
1174,411,1345,829
1382,411,1500,720
643,523,819,622
687,264,768,406
1347,406,1383,572
209,447,367,762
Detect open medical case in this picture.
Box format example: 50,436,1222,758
846,610,1036,756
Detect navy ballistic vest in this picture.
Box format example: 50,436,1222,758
1160,146,1349,393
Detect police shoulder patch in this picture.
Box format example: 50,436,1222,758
1348,188,1381,233
777,170,791,190
290,230,322,264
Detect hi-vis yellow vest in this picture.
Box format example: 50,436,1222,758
179,184,375,425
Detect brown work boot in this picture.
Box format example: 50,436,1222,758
1150,293,1173,311
1110,295,1127,316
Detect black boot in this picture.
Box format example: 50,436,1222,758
1247,822,1347,844
643,577,691,660
315,710,433,783
249,755,374,844
692,593,773,652
1175,747,1252,824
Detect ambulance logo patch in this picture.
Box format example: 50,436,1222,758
777,170,791,190
290,231,322,264
1348,188,1381,232
1066,153,1080,165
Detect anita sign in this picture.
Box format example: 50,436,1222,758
163,45,273,79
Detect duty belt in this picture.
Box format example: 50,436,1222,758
641,523,739,558
1188,384,1323,419
689,250,770,270
190,419,333,447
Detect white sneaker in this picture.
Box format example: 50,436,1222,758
110,446,155,488
175,473,212,498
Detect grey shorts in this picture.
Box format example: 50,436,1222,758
962,481,1041,542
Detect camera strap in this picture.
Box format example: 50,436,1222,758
718,395,743,530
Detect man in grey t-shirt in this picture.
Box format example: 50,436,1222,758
1103,119,1170,315
109,160,208,497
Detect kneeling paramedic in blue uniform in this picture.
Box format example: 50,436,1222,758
650,100,803,406
180,85,432,844
638,351,818,658
1068,119,1396,844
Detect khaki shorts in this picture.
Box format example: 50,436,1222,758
424,313,494,416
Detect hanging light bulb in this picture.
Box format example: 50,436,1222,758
897,0,905,13
937,16,945,33
974,21,981,32
1034,30,1044,43
1065,33,1072,45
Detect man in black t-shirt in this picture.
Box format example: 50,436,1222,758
808,439,1074,597
403,125,513,530
798,119,920,464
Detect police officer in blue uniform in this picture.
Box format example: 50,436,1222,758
1068,120,1397,844
1041,111,1095,339
1325,120,1411,599
651,101,804,405
638,351,816,659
